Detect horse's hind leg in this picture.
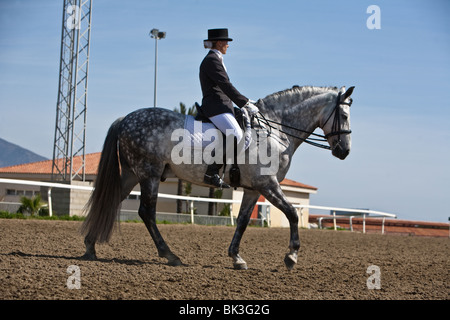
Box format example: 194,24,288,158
82,238,97,260
81,163,138,261
139,176,182,266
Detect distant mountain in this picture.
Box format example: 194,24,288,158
0,138,48,168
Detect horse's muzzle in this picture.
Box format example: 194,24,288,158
332,143,350,160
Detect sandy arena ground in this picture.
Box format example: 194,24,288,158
0,219,448,300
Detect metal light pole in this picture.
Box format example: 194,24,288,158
150,28,166,107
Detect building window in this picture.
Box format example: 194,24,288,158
4,189,40,197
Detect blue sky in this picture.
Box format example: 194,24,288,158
0,0,449,222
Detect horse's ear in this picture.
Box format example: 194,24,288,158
342,86,355,100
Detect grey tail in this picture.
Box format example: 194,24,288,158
80,118,123,243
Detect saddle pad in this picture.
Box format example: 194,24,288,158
183,115,222,149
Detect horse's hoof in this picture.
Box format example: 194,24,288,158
166,253,182,266
168,258,183,267
233,261,248,270
79,253,97,261
230,253,248,270
284,253,297,270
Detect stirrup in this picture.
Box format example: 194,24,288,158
204,173,230,189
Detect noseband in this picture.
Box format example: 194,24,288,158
253,92,352,150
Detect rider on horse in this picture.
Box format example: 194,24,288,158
199,28,259,188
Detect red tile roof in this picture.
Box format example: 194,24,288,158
0,153,317,190
0,153,100,175
280,178,317,190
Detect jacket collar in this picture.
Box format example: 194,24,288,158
210,49,223,60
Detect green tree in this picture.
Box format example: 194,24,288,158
184,181,192,213
211,188,223,216
208,187,215,216
17,195,46,216
174,102,197,116
219,203,231,217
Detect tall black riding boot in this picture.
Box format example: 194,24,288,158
204,163,230,189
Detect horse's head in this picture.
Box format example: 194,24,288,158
321,86,354,160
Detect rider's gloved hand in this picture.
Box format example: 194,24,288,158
244,100,259,116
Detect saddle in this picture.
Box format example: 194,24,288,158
194,103,250,188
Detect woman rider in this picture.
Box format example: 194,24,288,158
199,28,258,188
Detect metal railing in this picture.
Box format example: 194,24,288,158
0,178,396,232
294,205,397,234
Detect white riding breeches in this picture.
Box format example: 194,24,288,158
209,112,243,143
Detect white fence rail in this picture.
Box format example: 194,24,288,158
294,204,397,233
0,178,397,233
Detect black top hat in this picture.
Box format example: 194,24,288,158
205,28,233,41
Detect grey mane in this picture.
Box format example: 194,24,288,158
258,85,339,118
261,85,339,105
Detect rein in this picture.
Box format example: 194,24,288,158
253,92,352,150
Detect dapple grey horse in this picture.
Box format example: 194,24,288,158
80,85,355,270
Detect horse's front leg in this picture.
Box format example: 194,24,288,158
228,189,260,270
259,180,300,270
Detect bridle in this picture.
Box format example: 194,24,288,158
253,92,352,150
322,92,352,141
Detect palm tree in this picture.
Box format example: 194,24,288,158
17,194,46,216
173,102,197,213
210,188,222,216
208,187,215,215
184,181,193,213
174,102,197,116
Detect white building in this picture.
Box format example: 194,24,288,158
0,153,317,228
